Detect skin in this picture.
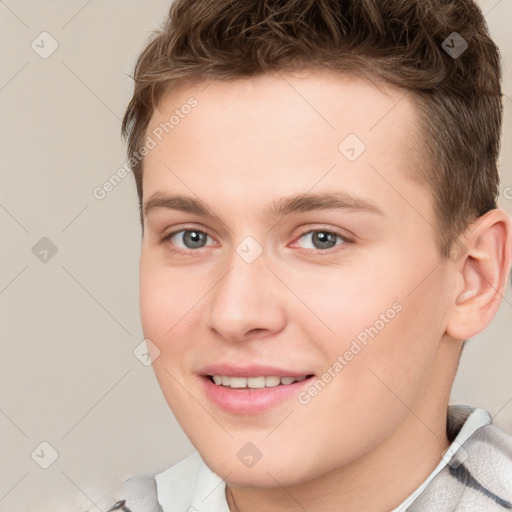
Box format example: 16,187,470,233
138,71,511,512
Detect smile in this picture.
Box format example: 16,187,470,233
209,375,310,389
201,373,316,414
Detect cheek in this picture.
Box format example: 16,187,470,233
139,267,170,341
139,258,202,416
139,256,195,353
139,246,211,327
294,255,447,398
273,258,402,345
347,268,449,410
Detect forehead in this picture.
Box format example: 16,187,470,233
142,71,431,226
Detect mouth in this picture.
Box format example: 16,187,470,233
206,374,315,389
200,372,316,414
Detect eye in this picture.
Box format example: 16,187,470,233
294,229,348,251
164,229,215,250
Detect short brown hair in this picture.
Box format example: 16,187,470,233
121,0,502,257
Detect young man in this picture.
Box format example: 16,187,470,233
113,0,512,510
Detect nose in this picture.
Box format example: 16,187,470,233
206,250,287,343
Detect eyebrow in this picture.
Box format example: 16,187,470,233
143,191,385,219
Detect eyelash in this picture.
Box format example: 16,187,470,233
161,226,354,256
290,229,353,255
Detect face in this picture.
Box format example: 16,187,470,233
139,72,458,488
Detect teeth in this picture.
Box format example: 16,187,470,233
229,377,247,388
265,376,281,387
247,377,266,388
210,375,308,389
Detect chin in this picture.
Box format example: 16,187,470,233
200,448,325,489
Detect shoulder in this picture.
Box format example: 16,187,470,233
112,452,228,512
462,423,512,493
447,423,512,510
154,451,204,511
113,473,163,512
410,422,512,511
155,452,229,512
110,452,201,512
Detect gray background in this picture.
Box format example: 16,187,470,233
0,1,511,510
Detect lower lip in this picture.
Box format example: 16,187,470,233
200,376,314,414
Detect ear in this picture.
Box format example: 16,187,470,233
446,209,512,341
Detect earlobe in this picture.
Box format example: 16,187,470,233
446,209,512,341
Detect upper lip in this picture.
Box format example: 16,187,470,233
199,364,314,378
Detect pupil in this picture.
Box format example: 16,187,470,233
184,231,205,248
313,231,336,249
